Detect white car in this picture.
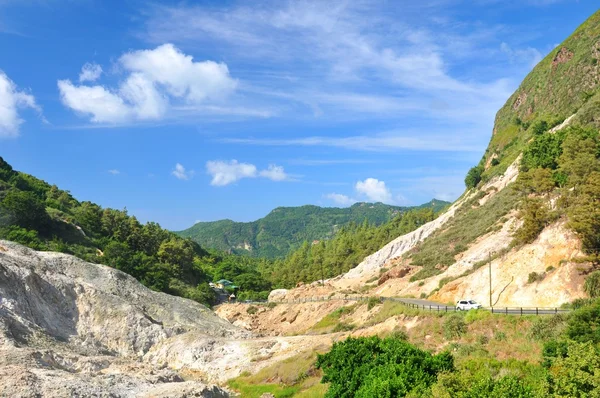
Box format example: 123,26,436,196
456,299,482,311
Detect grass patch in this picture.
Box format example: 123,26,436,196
228,349,326,398
365,301,428,326
226,381,299,398
310,305,357,332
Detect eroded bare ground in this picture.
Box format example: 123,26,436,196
0,239,421,398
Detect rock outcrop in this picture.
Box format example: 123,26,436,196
0,240,245,397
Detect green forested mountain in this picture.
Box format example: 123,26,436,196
0,157,275,305
176,200,449,258
270,206,440,287
0,156,448,302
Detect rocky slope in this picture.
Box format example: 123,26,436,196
0,240,336,397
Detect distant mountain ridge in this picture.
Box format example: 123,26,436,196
175,200,449,258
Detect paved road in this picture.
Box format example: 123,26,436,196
228,295,570,316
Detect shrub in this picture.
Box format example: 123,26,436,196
584,271,600,298
316,336,454,397
0,226,45,250
247,305,258,315
546,341,600,396
491,157,500,166
432,371,535,397
477,335,490,345
565,299,600,343
527,272,544,284
529,314,567,341
465,166,484,189
529,120,549,136
367,296,381,310
333,322,355,333
443,314,467,339
513,198,550,245
388,328,409,341
267,302,277,309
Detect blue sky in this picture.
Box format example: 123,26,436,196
0,0,597,230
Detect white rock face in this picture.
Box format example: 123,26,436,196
338,197,467,282
268,289,289,302
337,156,522,286
0,240,244,397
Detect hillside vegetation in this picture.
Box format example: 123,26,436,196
0,156,276,306
271,207,440,287
404,10,600,287
0,156,450,302
228,297,600,397
476,9,600,182
176,200,448,258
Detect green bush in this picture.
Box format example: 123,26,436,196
565,299,600,343
513,198,550,245
247,305,258,315
367,296,381,310
477,335,490,345
443,314,467,339
465,166,484,189
316,336,453,397
546,341,600,396
529,314,567,341
584,271,600,298
433,371,535,398
527,272,543,284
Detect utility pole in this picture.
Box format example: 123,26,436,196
489,251,492,307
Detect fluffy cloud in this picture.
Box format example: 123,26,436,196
206,160,288,186
206,160,257,186
59,44,237,124
355,178,393,203
259,164,288,181
172,163,194,180
0,71,40,138
79,63,103,82
108,169,120,175
325,193,357,206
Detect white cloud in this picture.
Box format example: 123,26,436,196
58,80,131,123
172,163,194,180
259,164,288,181
206,160,257,186
108,169,120,175
79,63,103,82
325,193,357,206
0,70,40,138
120,44,237,103
59,44,238,124
206,160,290,186
355,178,393,203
